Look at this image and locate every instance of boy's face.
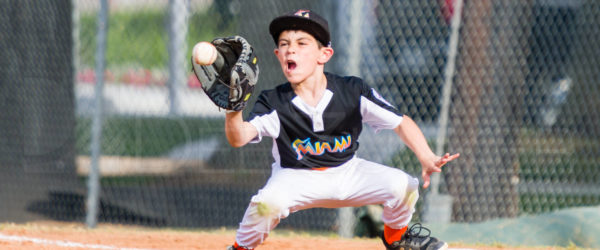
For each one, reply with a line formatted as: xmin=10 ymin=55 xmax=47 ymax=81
xmin=274 ymin=30 xmax=333 ymax=84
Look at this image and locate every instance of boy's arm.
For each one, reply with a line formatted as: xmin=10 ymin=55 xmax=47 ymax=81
xmin=394 ymin=116 xmax=460 ymax=188
xmin=225 ymin=111 xmax=259 ymax=148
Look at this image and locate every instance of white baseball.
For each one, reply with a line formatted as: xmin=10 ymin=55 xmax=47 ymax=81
xmin=193 ymin=42 xmax=218 ymax=66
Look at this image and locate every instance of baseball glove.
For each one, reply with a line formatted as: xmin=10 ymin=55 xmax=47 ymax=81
xmin=191 ymin=36 xmax=259 ymax=111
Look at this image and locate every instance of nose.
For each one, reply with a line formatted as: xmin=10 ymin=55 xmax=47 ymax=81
xmin=286 ymin=43 xmax=296 ymax=54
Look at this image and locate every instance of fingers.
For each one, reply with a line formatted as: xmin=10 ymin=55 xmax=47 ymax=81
xmin=422 ymin=173 xmax=430 ymax=189
xmin=445 ymin=153 xmax=460 ymax=161
xmin=436 ymin=152 xmax=460 ymax=167
xmin=423 ymin=153 xmax=460 ymax=188
xmin=422 ymin=167 xmax=440 ymax=189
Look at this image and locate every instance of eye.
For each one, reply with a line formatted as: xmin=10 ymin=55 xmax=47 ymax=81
xmin=278 ymin=42 xmax=288 ymax=47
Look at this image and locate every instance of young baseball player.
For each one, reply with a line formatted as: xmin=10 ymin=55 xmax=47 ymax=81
xmin=225 ymin=9 xmax=459 ymax=250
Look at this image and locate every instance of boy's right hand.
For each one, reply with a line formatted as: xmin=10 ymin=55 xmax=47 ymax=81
xmin=421 ymin=153 xmax=460 ymax=189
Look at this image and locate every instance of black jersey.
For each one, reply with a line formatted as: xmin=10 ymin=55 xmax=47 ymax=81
xmin=248 ymin=72 xmax=403 ymax=169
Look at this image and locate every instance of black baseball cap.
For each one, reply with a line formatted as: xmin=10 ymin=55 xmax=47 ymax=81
xmin=269 ymin=9 xmax=331 ymax=47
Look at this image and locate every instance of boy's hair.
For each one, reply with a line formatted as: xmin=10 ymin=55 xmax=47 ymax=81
xmin=269 ymin=9 xmax=331 ymax=48
xmin=275 ymin=29 xmax=326 ymax=49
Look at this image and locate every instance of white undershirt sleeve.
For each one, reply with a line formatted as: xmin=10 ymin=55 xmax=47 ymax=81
xmin=360 ymin=96 xmax=403 ymax=133
xmin=248 ymin=110 xmax=280 ymax=143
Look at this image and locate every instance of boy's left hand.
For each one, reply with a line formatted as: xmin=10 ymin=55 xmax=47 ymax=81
xmin=191 ymin=35 xmax=259 ymax=112
xmin=421 ymin=153 xmax=460 ymax=189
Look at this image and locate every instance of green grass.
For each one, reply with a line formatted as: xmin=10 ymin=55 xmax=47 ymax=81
xmin=78 ymin=5 xmax=237 ymax=69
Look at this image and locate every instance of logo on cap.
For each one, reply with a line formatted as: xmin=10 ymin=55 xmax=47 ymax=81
xmin=294 ymin=9 xmax=310 ymax=18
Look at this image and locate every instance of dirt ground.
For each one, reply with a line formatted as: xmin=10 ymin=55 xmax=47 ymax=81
xmin=0 ymin=221 xmax=568 ymax=250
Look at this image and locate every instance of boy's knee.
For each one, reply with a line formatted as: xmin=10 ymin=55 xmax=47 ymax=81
xmin=255 ymin=200 xmax=283 ymax=218
xmin=251 ymin=189 xmax=290 ymax=219
xmin=404 ymin=177 xmax=419 ymax=206
xmin=389 ymin=176 xmax=419 ymax=207
xmin=403 ymin=187 xmax=419 ymax=209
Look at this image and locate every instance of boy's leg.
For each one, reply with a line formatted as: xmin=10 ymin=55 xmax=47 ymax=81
xmin=338 ymin=158 xmax=447 ymax=250
xmin=233 ymin=166 xmax=344 ymax=248
xmin=233 ymin=176 xmax=291 ymax=248
xmin=233 ymin=157 xmax=420 ymax=249
xmin=233 ymin=199 xmax=284 ymax=249
xmin=333 ymin=157 xmax=419 ymax=228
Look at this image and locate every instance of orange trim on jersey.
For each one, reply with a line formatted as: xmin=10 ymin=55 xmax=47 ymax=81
xmin=311 ymin=167 xmax=330 ymax=171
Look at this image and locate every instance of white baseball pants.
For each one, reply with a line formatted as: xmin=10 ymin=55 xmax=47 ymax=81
xmin=234 ymin=156 xmax=420 ymax=248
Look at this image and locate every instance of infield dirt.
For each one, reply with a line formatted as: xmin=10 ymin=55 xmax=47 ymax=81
xmin=0 ymin=221 xmax=571 ymax=250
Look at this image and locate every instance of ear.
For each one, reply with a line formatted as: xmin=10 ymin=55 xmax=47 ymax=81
xmin=274 ymin=47 xmax=280 ymax=57
xmin=317 ymin=47 xmax=334 ymax=64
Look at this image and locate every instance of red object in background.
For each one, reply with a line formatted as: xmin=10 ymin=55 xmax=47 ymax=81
xmin=441 ymin=0 xmax=455 ymax=24
xmin=188 ymin=74 xmax=202 ymax=88
xmin=77 ymin=68 xmax=95 ymax=84
xmin=120 ymin=69 xmax=153 ymax=86
xmin=77 ymin=68 xmax=114 ymax=84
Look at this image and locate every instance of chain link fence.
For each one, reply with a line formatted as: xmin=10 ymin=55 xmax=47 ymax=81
xmin=1 ymin=0 xmax=599 ymax=237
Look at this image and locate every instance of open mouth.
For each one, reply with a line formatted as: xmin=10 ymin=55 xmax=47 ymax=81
xmin=287 ymin=60 xmax=297 ymax=71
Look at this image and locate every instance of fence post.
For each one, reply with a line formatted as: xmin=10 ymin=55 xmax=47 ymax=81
xmin=167 ymin=0 xmax=189 ymax=116
xmin=336 ymin=0 xmax=364 ymax=238
xmin=86 ymin=0 xmax=109 ymax=229
xmin=423 ymin=0 xmax=464 ymax=224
